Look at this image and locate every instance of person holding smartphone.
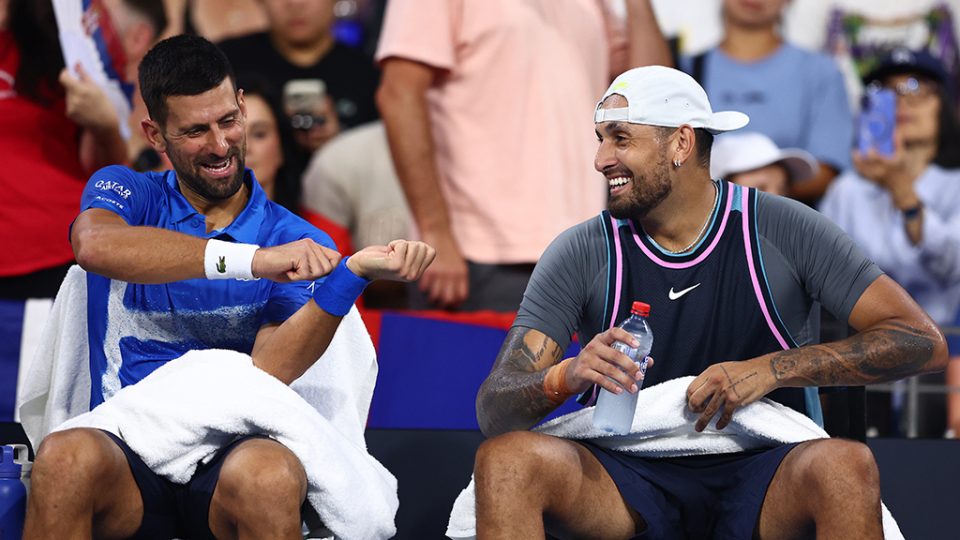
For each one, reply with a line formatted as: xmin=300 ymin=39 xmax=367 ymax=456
xmin=819 ymin=47 xmax=960 ymax=437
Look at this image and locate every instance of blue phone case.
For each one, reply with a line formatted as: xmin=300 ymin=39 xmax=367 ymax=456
xmin=858 ymin=88 xmax=896 ymax=156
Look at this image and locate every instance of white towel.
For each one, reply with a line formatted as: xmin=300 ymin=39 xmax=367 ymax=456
xmin=16 ymin=267 xmax=397 ymax=539
xmin=17 ymin=265 xmax=91 ymax=445
xmin=57 ymin=349 xmax=397 ymax=540
xmin=447 ymin=377 xmax=903 ymax=540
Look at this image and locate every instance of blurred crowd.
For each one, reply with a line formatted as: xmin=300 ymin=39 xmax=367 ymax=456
xmin=1 ymin=0 xmax=958 ymax=437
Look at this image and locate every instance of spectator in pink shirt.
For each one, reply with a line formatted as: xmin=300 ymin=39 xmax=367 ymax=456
xmin=376 ymin=0 xmax=670 ymax=311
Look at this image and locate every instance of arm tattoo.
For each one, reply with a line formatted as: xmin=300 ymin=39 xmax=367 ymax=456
xmin=476 ymin=327 xmax=565 ymax=436
xmin=770 ymin=321 xmax=936 ymax=387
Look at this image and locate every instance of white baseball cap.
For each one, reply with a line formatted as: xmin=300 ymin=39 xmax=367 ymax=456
xmin=710 ymin=132 xmax=817 ymax=182
xmin=594 ymin=66 xmax=750 ymax=133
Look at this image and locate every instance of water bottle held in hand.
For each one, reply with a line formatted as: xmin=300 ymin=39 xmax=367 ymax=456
xmin=593 ymin=301 xmax=654 ymax=434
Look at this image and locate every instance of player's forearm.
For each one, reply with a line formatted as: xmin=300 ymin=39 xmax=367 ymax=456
xmin=769 ymin=318 xmax=947 ymax=387
xmin=251 ymin=300 xmax=342 ymax=385
xmin=476 ymin=328 xmax=564 ymax=436
xmin=72 ymin=220 xmax=207 ymax=283
xmin=377 ymin=80 xmax=453 ymax=241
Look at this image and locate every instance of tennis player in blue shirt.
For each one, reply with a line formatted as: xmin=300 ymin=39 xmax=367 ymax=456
xmin=24 ymin=34 xmax=434 ymax=540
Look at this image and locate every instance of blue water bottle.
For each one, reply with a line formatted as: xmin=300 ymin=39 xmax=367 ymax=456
xmin=0 ymin=445 xmax=26 ymax=539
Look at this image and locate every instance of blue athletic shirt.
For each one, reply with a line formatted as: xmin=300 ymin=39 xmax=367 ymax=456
xmin=78 ymin=165 xmax=335 ymax=408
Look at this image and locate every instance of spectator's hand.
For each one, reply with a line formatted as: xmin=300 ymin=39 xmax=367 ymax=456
xmin=59 ymin=64 xmax=119 ymax=134
xmin=853 ymin=133 xmax=913 ymax=200
xmin=291 ymin=95 xmax=341 ymax=152
xmin=563 ymin=328 xmax=653 ymax=395
xmin=686 ymin=358 xmax=775 ymax=432
xmin=346 ymin=240 xmax=435 ymax=281
xmin=252 ymin=239 xmax=341 ymax=282
xmin=418 ymin=233 xmax=469 ymax=308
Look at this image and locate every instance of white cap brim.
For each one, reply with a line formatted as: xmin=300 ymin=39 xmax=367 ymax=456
xmin=704 ymin=111 xmax=750 ymax=133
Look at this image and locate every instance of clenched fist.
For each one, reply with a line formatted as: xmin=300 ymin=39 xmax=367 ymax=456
xmin=252 ymin=239 xmax=341 ymax=282
xmin=346 ymin=240 xmax=436 ymax=282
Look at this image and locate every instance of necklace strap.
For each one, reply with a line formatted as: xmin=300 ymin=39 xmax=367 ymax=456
xmin=666 ymin=182 xmax=719 ymax=254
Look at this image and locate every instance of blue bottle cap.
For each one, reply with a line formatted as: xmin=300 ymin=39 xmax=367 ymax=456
xmin=0 ymin=446 xmax=22 ymax=478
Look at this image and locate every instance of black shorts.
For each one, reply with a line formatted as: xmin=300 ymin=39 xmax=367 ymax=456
xmin=103 ymin=430 xmax=269 ymax=540
xmin=584 ymin=442 xmax=800 ymax=540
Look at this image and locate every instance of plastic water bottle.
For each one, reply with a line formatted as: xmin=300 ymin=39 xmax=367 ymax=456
xmin=0 ymin=445 xmax=26 ymax=539
xmin=593 ymin=301 xmax=654 ymax=434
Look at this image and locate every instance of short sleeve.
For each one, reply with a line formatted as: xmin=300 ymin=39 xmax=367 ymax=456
xmin=514 ymin=219 xmax=606 ymax=350
xmin=375 ymin=0 xmax=458 ymax=70
xmin=758 ymin=192 xmax=882 ymax=323
xmin=80 ymin=166 xmax=157 ymax=225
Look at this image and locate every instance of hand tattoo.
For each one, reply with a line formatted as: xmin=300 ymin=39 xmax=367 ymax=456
xmin=718 ymin=365 xmax=758 ymax=399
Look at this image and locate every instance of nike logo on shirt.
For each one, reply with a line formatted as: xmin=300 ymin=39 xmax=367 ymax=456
xmin=668 ymin=283 xmax=701 ymax=300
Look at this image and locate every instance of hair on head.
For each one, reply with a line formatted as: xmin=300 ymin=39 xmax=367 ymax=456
xmin=138 ymin=34 xmax=236 ymax=126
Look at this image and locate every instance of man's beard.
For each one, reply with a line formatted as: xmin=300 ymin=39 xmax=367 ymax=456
xmin=168 ymin=144 xmax=247 ymax=202
xmin=607 ymin=149 xmax=672 ymax=219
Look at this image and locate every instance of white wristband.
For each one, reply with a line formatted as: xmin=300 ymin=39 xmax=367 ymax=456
xmin=204 ymin=239 xmax=259 ymax=280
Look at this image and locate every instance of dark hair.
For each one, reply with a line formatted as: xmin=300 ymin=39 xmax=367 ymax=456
xmin=122 ymin=0 xmax=168 ymax=37
xmin=8 ymin=0 xmax=64 ymax=105
xmin=654 ymin=126 xmax=714 ymax=168
xmin=235 ymin=72 xmax=303 ymax=213
xmin=933 ymin=85 xmax=960 ymax=169
xmin=694 ymin=128 xmax=714 ymax=168
xmin=138 ymin=34 xmax=236 ymax=126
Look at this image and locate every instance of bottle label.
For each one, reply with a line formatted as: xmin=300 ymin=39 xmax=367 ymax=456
xmin=613 ymin=341 xmax=648 ymax=378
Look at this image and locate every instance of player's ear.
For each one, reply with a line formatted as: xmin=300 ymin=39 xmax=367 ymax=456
xmin=142 ymin=118 xmax=167 ymax=153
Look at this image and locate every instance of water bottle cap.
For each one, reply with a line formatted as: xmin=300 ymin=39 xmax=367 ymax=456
xmin=630 ymin=301 xmax=650 ymax=317
xmin=0 ymin=446 xmax=22 ymax=478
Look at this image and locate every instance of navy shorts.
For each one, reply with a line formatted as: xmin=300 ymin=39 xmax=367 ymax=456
xmin=104 ymin=430 xmax=269 ymax=540
xmin=584 ymin=442 xmax=800 ymax=540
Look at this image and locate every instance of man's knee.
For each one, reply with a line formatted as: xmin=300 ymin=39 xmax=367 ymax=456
xmin=33 ymin=429 xmax=121 ymax=491
xmin=217 ymin=439 xmax=307 ymax=511
xmin=474 ymin=431 xmax=563 ymax=494
xmin=796 ymin=439 xmax=880 ymax=502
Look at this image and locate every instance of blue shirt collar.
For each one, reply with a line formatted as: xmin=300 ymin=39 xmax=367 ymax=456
xmin=165 ymin=168 xmax=267 ymax=243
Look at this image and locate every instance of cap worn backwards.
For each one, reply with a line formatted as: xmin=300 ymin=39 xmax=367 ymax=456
xmin=594 ymin=65 xmax=750 ymax=134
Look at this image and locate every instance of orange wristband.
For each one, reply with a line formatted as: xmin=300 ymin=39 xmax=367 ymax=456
xmin=544 ymin=358 xmax=575 ymax=404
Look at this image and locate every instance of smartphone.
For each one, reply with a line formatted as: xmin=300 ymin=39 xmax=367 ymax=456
xmin=858 ymin=87 xmax=896 ymax=157
xmin=283 ymin=79 xmax=327 ymax=131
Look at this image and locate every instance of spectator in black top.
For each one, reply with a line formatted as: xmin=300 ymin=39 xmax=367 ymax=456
xmin=235 ymin=72 xmax=303 ymax=214
xmin=217 ymin=0 xmax=379 ymax=159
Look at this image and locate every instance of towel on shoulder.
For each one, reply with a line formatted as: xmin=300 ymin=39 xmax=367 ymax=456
xmin=17 ymin=266 xmax=396 ymax=540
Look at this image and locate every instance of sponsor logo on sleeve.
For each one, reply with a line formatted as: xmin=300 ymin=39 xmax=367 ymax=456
xmin=94 ymin=180 xmax=132 ymax=200
xmin=93 ymin=195 xmax=125 ymax=210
